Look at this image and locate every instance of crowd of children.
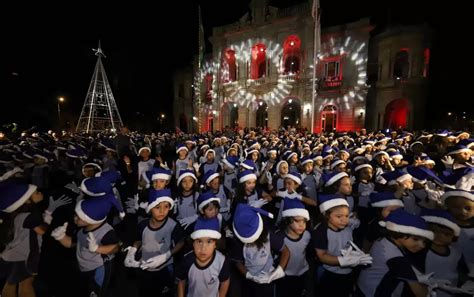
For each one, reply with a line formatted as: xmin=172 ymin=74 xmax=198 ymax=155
xmin=0 ymin=127 xmax=473 ymax=297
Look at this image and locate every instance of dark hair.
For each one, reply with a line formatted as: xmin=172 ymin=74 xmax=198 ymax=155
xmin=385 ymin=229 xmax=410 ymax=240
xmin=252 ymin=225 xmax=269 ymax=250
xmin=323 ymin=179 xmax=344 ymax=194
xmin=202 ymin=200 xmax=220 ymax=211
xmin=323 ymin=205 xmax=350 ymax=220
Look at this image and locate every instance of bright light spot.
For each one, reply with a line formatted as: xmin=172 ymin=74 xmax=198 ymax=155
xmin=448 ymin=112 xmax=452 ymax=116
xmin=290 ymin=41 xmax=294 ymax=46
xmin=212 ymin=110 xmax=217 ymax=115
xmin=259 ymin=101 xmax=263 ymax=106
xmin=233 ymin=103 xmax=237 ymax=108
xmin=193 ymin=116 xmax=198 ymax=121
xmin=288 ymin=99 xmax=293 ymax=104
xmin=357 ymin=80 xmax=365 ymax=85
xmin=349 ymin=91 xmax=355 ymax=97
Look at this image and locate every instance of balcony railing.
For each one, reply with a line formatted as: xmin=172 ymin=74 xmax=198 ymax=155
xmin=321 ymin=77 xmax=343 ymax=89
xmin=247 ymin=77 xmax=266 ymax=87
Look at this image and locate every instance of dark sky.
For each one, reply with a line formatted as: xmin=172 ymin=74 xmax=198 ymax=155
xmin=3 ymin=0 xmax=464 ymax=131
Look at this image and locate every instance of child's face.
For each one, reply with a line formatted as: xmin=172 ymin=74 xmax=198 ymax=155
xmin=400 ymin=178 xmax=414 ymax=191
xmin=181 ymin=176 xmax=195 ymax=192
xmin=303 ymin=162 xmax=313 ymax=173
xmin=338 ymin=177 xmax=352 ymax=195
xmin=30 ymin=191 xmax=44 ymax=204
xmin=106 ymin=150 xmax=114 ymax=157
xmin=206 ymin=152 xmax=215 ymax=162
xmin=400 ymin=235 xmax=427 ymax=253
xmin=314 ymin=159 xmax=323 ymax=167
xmin=327 ymin=206 xmax=350 ymax=229
xmin=151 ymin=202 xmax=171 ymax=221
xmin=193 ymin=238 xmax=217 ymax=264
xmin=375 ymin=154 xmax=387 ymax=165
xmin=455 ymin=152 xmax=471 ymax=162
xmin=268 ymin=152 xmax=277 ymax=160
xmin=335 ymin=163 xmax=347 ymax=172
xmin=288 ymin=216 xmax=307 ymax=235
xmin=381 ymin=205 xmax=403 ymax=218
xmin=284 ymin=178 xmax=298 ymax=193
xmin=208 ymin=177 xmax=220 ymax=191
xmin=279 ymin=163 xmax=289 ymax=175
xmin=244 ymin=179 xmax=256 ymax=193
xmin=140 ymin=150 xmax=150 ymax=159
xmin=429 ymin=224 xmax=455 ymax=247
xmin=153 ymin=179 xmax=169 ymax=190
xmin=360 ymin=167 xmax=373 ymax=181
xmin=446 ymin=197 xmax=474 ymax=223
xmin=391 ymin=157 xmax=402 ymax=166
xmin=82 ymin=167 xmax=96 ymax=178
xmin=290 ymin=154 xmax=298 ymax=164
xmin=178 ymin=150 xmax=187 ymax=159
xmin=74 ymin=215 xmax=88 ymax=227
xmin=33 ymin=157 xmax=46 ymax=165
xmin=228 ymin=149 xmax=237 ymax=157
xmin=251 ymin=152 xmax=259 ymax=161
xmin=202 ymin=202 xmax=219 ymax=219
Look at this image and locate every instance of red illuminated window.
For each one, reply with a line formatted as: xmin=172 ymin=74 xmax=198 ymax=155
xmin=251 ymin=44 xmax=267 ymax=79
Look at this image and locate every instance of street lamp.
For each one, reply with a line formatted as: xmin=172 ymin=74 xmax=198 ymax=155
xmin=58 ymin=97 xmax=65 ymax=126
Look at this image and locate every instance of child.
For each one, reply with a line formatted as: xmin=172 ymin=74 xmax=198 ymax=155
xmin=364 ymin=192 xmax=404 ymax=251
xmin=173 ymin=144 xmax=192 ymax=180
xmin=278 ymin=198 xmax=312 ymax=297
xmin=176 ymin=217 xmax=230 ymax=297
xmin=0 ymin=183 xmax=52 ymax=297
xmin=270 ymin=160 xmax=289 ymax=193
xmin=234 ymin=170 xmax=272 ymax=209
xmin=313 ymin=194 xmax=372 ymax=297
xmin=442 ymin=189 xmax=474 ymax=278
xmin=137 ymin=147 xmax=155 ymax=186
xmin=123 ymin=188 xmax=185 ymax=297
xmin=300 ymin=156 xmax=318 ymax=202
xmin=51 ymin=196 xmax=120 ymax=297
xmin=231 ymin=204 xmax=290 ymax=297
xmin=174 ymin=170 xmax=199 ymax=222
xmin=357 ymin=209 xmax=433 ymax=297
xmin=275 ymin=172 xmax=317 ymax=223
xmin=201 ymin=170 xmax=232 ymax=221
xmin=221 ymin=155 xmax=239 ymax=198
xmin=321 ymin=171 xmax=355 ymax=212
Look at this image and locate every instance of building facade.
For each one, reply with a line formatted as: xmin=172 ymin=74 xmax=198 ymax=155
xmin=173 ymin=1 xmax=431 ymax=133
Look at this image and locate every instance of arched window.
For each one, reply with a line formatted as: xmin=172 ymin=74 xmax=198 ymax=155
xmin=283 ymin=35 xmax=301 ymax=74
xmin=251 ymin=44 xmax=266 ymax=79
xmin=384 ymin=98 xmax=408 ymax=129
xmin=393 ymin=50 xmax=409 ymax=79
xmin=321 ymin=105 xmax=337 ymax=132
xmin=205 ymin=73 xmax=213 ymax=103
xmin=222 ymin=49 xmax=237 ymax=82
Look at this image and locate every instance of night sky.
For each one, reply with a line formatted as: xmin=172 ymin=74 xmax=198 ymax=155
xmin=3 ymin=0 xmax=465 ymax=132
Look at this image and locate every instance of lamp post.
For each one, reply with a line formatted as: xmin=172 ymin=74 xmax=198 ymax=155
xmin=58 ymin=97 xmax=65 ymax=127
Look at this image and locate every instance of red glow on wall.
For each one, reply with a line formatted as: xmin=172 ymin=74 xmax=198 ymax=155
xmin=423 ymin=48 xmax=430 ymax=77
xmin=223 ymin=49 xmax=237 ymax=82
xmin=251 ymin=44 xmax=266 ymax=79
xmin=283 ymin=35 xmax=301 ymax=74
xmin=384 ymin=98 xmax=408 ymax=129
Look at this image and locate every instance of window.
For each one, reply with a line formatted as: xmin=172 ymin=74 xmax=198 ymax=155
xmin=393 ymin=50 xmax=409 ymax=79
xmin=325 ymin=61 xmax=340 ymax=80
xmin=251 ymin=44 xmax=266 ymax=79
xmin=222 ymin=49 xmax=237 ymax=82
xmin=283 ymin=35 xmax=301 ymax=75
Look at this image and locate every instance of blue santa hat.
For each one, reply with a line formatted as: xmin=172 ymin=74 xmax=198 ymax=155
xmin=370 ymin=192 xmax=404 ymax=208
xmin=330 ymin=158 xmax=346 ymax=170
xmin=222 ymin=156 xmax=239 ymax=169
xmin=137 ymin=146 xmax=151 ymax=156
xmin=420 ymin=208 xmax=460 ymax=236
xmin=441 ymin=189 xmax=474 ymax=203
xmin=191 ymin=217 xmax=222 ymax=240
xmin=95 ymin=170 xmax=121 ymax=185
xmin=245 ymin=148 xmax=259 ymax=157
xmin=66 ymin=148 xmax=86 ymax=159
xmin=232 ymin=203 xmax=274 ymax=243
xmin=177 ymin=169 xmax=197 ymax=186
xmin=0 ymin=182 xmax=37 ymax=213
xmin=176 ymin=144 xmax=188 ymax=154
xmin=267 ymin=147 xmax=278 ymax=155
xmin=321 ymin=150 xmax=333 ymax=160
xmin=300 ymin=156 xmax=313 ymax=166
xmin=284 ymin=171 xmax=302 ymax=185
xmin=202 ymin=170 xmax=220 ymax=186
xmin=318 ymin=194 xmax=349 ymax=213
xmin=238 ymin=170 xmax=257 ymax=183
xmin=147 ymin=188 xmax=174 ymax=213
xmin=197 ymin=191 xmax=220 ymax=211
xmin=285 ymin=151 xmax=298 ymax=161
xmin=458 ymin=138 xmax=474 ymax=149
xmin=240 ymin=159 xmax=256 ymax=171
xmin=322 ymin=171 xmax=349 ymax=187
xmin=75 ymin=194 xmax=122 ymax=224
xmin=388 ymin=150 xmax=403 ymax=160
xmin=381 ymin=170 xmax=412 ymax=186
xmin=406 ymin=166 xmax=443 ymax=185
xmin=80 ymin=176 xmax=113 ymax=197
xmin=379 ymin=209 xmax=434 ymax=240
xmin=446 ymin=145 xmax=471 ymax=156
xmin=151 ymin=168 xmax=172 ymax=181
xmin=275 ymin=160 xmax=289 ymax=175
xmin=281 ymin=198 xmax=309 ymax=220
xmin=354 ymin=163 xmax=372 ymax=172
xmin=373 ymin=150 xmax=390 ymax=159
xmin=204 ymin=149 xmax=216 ymax=158
xmin=82 ymin=162 xmax=102 ymax=176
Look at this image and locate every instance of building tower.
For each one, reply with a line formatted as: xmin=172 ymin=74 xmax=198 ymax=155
xmin=76 ymin=41 xmax=123 ymax=133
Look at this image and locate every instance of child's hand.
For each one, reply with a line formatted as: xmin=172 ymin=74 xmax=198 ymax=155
xmin=140 ymin=251 xmax=171 ymax=270
xmin=123 ymin=246 xmax=141 ymax=268
xmin=179 ymin=214 xmax=198 ymax=229
xmin=51 ymin=222 xmax=68 ymax=240
xmin=87 ymin=233 xmax=99 ymax=253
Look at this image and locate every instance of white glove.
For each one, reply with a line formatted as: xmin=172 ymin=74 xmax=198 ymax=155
xmin=460 ymin=280 xmax=474 ymax=294
xmin=338 ymin=246 xmax=373 ymax=267
xmin=64 ymin=182 xmax=81 ymax=194
xmin=179 ymin=214 xmax=198 ymax=229
xmin=349 ymin=216 xmax=361 ymax=230
xmin=140 ymin=251 xmax=171 ymax=270
xmin=225 ymin=228 xmax=234 ymax=238
xmin=245 ymin=271 xmax=269 ymax=284
xmin=266 ymin=171 xmax=273 ymax=185
xmin=425 ymin=183 xmax=443 ymax=204
xmin=276 ymin=190 xmax=288 ymax=198
xmin=192 ymin=162 xmax=200 ymax=173
xmin=43 ymin=195 xmax=73 ymax=224
xmin=139 ymin=202 xmax=149 ymax=210
xmin=123 ymin=246 xmax=141 ymax=268
xmin=287 ymin=191 xmax=303 ymax=200
xmin=249 ymin=199 xmax=268 ymax=208
xmin=125 ymin=195 xmax=139 ymax=214
xmin=51 ymin=222 xmax=68 ymax=240
xmin=160 ymin=162 xmax=170 ymax=170
xmin=87 ymin=232 xmax=99 ymax=253
xmin=268 ymin=265 xmax=285 ymax=283
xmin=441 ymin=156 xmax=454 ymax=169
